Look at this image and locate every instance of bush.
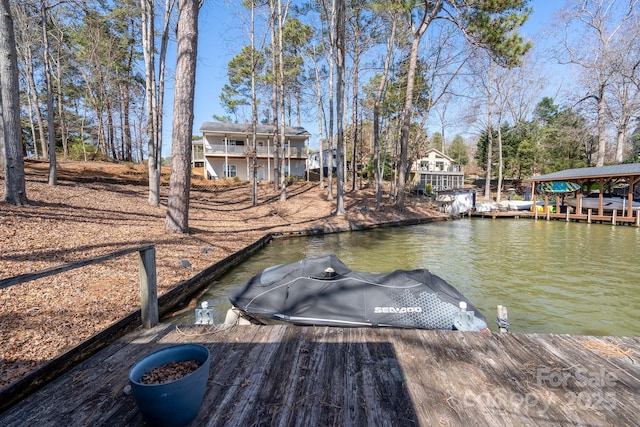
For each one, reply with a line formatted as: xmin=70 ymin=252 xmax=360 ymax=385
xmin=66 ymin=142 xmax=101 ymax=161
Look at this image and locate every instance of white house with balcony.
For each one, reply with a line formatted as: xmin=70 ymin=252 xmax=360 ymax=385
xmin=193 ymin=122 xmax=310 ymax=181
xmin=410 ymin=148 xmax=464 ymax=192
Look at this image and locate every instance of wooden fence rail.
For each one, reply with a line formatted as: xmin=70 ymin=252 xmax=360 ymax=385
xmin=0 ymin=244 xmax=159 ymax=328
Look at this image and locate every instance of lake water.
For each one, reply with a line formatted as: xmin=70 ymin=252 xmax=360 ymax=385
xmin=170 ymin=218 xmax=640 ymax=336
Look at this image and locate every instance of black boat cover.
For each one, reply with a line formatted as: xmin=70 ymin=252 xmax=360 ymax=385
xmin=228 ymin=254 xmax=488 ymax=331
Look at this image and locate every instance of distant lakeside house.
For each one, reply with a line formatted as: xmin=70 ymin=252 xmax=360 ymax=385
xmin=306 ymin=148 xmax=338 ymax=177
xmin=192 ymin=122 xmax=311 ymax=181
xmin=410 ymin=148 xmax=465 ymax=192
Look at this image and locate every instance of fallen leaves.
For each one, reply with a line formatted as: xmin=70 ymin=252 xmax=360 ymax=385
xmin=139 ymin=360 xmax=203 ymax=384
xmin=0 ymin=160 xmax=442 ymax=390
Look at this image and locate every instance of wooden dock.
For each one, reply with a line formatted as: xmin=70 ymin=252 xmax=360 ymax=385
xmin=1 ymin=324 xmax=639 ymax=426
xmin=470 ymin=209 xmax=640 ymax=226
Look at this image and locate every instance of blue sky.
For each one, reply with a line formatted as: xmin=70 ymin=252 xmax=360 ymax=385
xmin=162 ymin=1 xmax=563 ymax=157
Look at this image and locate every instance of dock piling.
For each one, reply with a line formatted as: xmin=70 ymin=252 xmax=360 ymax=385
xmin=496 ymin=305 xmax=509 ymax=333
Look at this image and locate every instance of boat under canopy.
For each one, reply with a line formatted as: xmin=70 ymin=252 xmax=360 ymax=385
xmin=228 ymin=254 xmax=488 ymax=331
xmin=565 ymin=196 xmax=640 ymax=212
xmin=537 ymin=181 xmax=581 ymax=193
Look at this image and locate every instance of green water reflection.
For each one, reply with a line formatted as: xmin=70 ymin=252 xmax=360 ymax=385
xmin=170 ymin=219 xmax=640 ymax=336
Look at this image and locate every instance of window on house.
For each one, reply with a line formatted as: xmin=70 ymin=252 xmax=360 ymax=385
xmin=226 ymin=140 xmax=245 ymax=146
xmin=224 ymin=164 xmax=237 ymax=178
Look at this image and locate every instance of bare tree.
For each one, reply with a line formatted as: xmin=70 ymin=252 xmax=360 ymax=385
xmin=249 ymin=0 xmax=259 ymax=206
xmin=13 ymin=2 xmax=47 ymax=160
xmin=268 ymin=0 xmax=280 ymax=191
xmin=555 ymin=0 xmax=638 ymax=166
xmin=395 ymin=3 xmax=436 ymax=210
xmin=347 ymin=1 xmax=377 ymax=192
xmin=334 ymin=0 xmax=346 ymax=214
xmin=40 ymin=0 xmax=57 ymax=185
xmin=393 ymin=0 xmax=531 ymax=210
xmin=305 ymin=41 xmax=326 ymax=189
xmin=604 ymin=13 xmax=640 ymax=162
xmin=165 ymin=0 xmax=200 ymax=233
xmin=277 ymin=0 xmax=290 ymax=201
xmin=319 ymin=0 xmax=336 ymax=201
xmin=141 ymin=0 xmax=158 ymax=204
xmin=372 ymin=5 xmax=398 ymax=209
xmin=142 ymin=0 xmax=175 ymax=206
xmin=1 ymin=0 xmax=29 ymax=205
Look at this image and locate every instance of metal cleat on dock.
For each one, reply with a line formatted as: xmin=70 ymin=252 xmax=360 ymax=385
xmin=195 ymin=301 xmax=214 ymax=325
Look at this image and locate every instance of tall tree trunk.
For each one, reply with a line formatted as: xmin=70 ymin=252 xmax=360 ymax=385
xmin=26 ymin=91 xmax=38 ymax=158
xmin=396 ymin=34 xmax=421 ymax=210
xmin=615 ymin=126 xmax=627 ymax=163
xmin=373 ymin=13 xmax=396 ymax=209
xmin=41 ymin=2 xmax=57 ymax=186
xmin=250 ymin=1 xmax=258 ymax=206
xmin=13 ymin=3 xmax=47 ymax=160
xmin=334 ymin=0 xmax=345 ymax=215
xmin=269 ymin=0 xmax=280 ymax=191
xmin=325 ymin=0 xmax=336 ymax=202
xmin=121 ymin=81 xmax=132 ymax=162
xmin=310 ymin=46 xmax=325 ymax=189
xmin=496 ymin=120 xmax=503 ymax=203
xmin=141 ymin=0 xmax=160 ymax=205
xmin=165 ymin=0 xmax=199 ymax=233
xmin=484 ymin=81 xmax=494 ymax=200
xmin=351 ymin=8 xmax=360 ymax=192
xmin=295 ymin=84 xmax=301 ymax=127
xmin=1 ymin=0 xmax=28 ymax=205
xmin=395 ymin=3 xmax=436 ymax=210
xmin=26 ymin=57 xmax=47 ymax=159
xmin=105 ymin=96 xmax=116 ymax=159
xmin=596 ymin=85 xmax=606 ymax=167
xmin=54 ymin=32 xmax=68 ymax=159
xmin=156 ymin=0 xmax=173 ymax=181
xmin=277 ymin=0 xmax=287 ymax=201
xmin=122 ymin=21 xmax=136 ymax=162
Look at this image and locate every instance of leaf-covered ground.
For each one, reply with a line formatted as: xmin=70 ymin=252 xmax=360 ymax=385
xmin=0 ymin=160 xmax=443 ymax=389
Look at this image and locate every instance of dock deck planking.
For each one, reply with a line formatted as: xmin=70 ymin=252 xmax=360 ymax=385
xmin=469 ymin=210 xmax=640 ymax=226
xmin=1 ymin=324 xmax=638 ymax=426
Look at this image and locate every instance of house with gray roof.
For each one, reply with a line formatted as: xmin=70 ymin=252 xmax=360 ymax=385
xmin=193 ymin=122 xmax=311 ymax=181
xmin=409 ymin=148 xmax=465 ymax=192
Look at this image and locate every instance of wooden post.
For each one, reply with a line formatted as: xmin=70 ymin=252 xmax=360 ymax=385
xmin=139 ymin=246 xmax=158 ymax=329
xmin=587 ymin=209 xmax=592 ymax=224
xmin=612 ymin=210 xmax=617 ymax=225
xmin=636 ymin=210 xmax=640 ymax=227
xmin=598 ymin=178 xmax=605 ymax=216
xmin=497 ymin=305 xmax=509 ymax=333
xmin=577 ymin=192 xmax=583 ymax=215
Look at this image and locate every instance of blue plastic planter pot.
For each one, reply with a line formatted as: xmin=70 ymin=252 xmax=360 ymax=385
xmin=129 ymin=344 xmax=211 ymax=427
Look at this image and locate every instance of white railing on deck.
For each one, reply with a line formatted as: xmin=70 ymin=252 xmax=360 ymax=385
xmin=204 ymin=144 xmax=307 ymax=158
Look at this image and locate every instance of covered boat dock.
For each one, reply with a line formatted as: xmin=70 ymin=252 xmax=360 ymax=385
xmin=523 ymin=163 xmax=640 ymax=225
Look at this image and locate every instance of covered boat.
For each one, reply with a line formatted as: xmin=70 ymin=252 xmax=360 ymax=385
xmin=564 ymin=196 xmax=640 ymax=212
xmin=227 ymin=254 xmax=488 ymax=331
